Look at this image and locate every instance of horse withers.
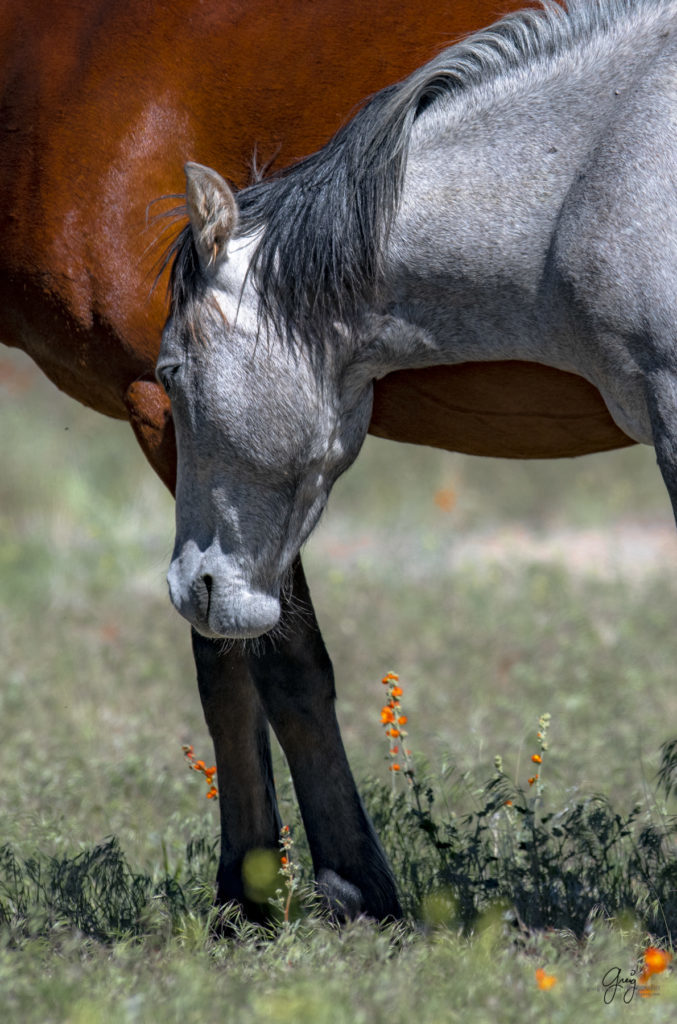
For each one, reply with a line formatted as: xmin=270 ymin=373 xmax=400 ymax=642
xmin=161 ymin=0 xmax=676 ymax=907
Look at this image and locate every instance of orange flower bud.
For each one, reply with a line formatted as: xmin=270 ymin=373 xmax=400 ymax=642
xmin=531 ymin=754 xmax=542 ymax=764
xmin=535 ymin=968 xmax=557 ymax=991
xmin=398 ymin=715 xmax=408 ymax=725
xmin=389 ymin=764 xmax=401 ymax=772
xmin=387 ymin=728 xmax=400 ymax=738
xmin=391 ymin=686 xmax=403 ymax=697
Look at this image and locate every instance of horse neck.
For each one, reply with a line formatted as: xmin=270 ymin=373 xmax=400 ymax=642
xmin=366 ymin=3 xmax=676 ymax=378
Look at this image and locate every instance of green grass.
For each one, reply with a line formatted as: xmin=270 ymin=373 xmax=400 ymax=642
xmin=6 ymin=914 xmax=672 ymax=1024
xmin=3 ymin=346 xmax=677 ymax=1020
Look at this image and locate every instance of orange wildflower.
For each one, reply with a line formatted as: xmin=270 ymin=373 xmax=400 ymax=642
xmin=531 ymin=754 xmax=542 ymax=764
xmin=434 ymin=488 xmax=456 ymax=512
xmin=639 ymin=947 xmax=671 ymax=984
xmin=535 ymin=968 xmax=557 ymax=991
xmin=183 ymin=745 xmax=218 ymax=799
xmin=380 ymin=670 xmax=416 ymax=790
xmin=645 ymin=947 xmax=671 ymax=973
xmin=528 ymin=775 xmax=538 ymax=785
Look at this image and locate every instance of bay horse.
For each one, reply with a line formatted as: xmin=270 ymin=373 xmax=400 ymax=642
xmin=1 ymin=0 xmax=633 ymax=922
xmin=161 ymin=0 xmax=676 ymax=915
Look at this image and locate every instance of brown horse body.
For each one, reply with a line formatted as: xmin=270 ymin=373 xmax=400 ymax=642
xmin=0 ymin=0 xmax=632 ymax=919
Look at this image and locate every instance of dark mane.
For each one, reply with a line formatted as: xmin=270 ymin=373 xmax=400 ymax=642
xmin=167 ymin=0 xmax=662 ymax=351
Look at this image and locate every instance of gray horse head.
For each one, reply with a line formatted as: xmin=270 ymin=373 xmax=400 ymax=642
xmin=162 ymin=0 xmax=677 ymax=637
xmin=158 ymin=164 xmax=374 ymax=638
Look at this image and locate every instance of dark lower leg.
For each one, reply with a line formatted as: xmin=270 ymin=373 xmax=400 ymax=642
xmin=247 ymin=560 xmax=401 ymax=920
xmin=191 ymin=629 xmax=281 ymax=919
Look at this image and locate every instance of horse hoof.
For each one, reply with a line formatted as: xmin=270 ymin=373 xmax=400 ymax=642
xmin=316 ymin=869 xmax=365 ymax=920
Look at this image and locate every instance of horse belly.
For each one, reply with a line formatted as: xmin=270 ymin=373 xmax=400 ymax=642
xmin=370 ymin=362 xmax=634 ymax=459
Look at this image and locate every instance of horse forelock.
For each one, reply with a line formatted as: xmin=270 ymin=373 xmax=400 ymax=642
xmin=163 ymin=0 xmax=667 ymax=359
xmin=156 ymin=218 xmax=221 ymax=348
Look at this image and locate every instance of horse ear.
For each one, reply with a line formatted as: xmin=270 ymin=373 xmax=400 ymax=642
xmin=184 ymin=162 xmax=238 ymax=270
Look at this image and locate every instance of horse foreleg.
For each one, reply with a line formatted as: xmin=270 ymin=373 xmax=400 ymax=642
xmin=645 ymin=372 xmax=677 ymax=527
xmin=246 ymin=558 xmax=402 ymax=921
xmin=191 ymin=629 xmax=281 ymax=920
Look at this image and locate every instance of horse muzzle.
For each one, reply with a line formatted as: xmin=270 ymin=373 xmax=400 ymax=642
xmin=166 ymin=548 xmax=281 ymax=639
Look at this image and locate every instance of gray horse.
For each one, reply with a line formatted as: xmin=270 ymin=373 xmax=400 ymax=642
xmin=160 ymin=0 xmax=676 ymax=912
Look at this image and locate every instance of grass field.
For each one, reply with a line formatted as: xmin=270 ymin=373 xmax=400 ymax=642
xmin=2 ymin=345 xmax=677 ymax=1021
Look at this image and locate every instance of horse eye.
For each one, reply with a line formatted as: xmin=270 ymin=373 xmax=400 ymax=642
xmin=157 ymin=364 xmax=181 ymax=395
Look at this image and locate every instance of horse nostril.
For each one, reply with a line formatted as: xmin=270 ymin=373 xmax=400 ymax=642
xmin=200 ymin=574 xmax=213 ymax=617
